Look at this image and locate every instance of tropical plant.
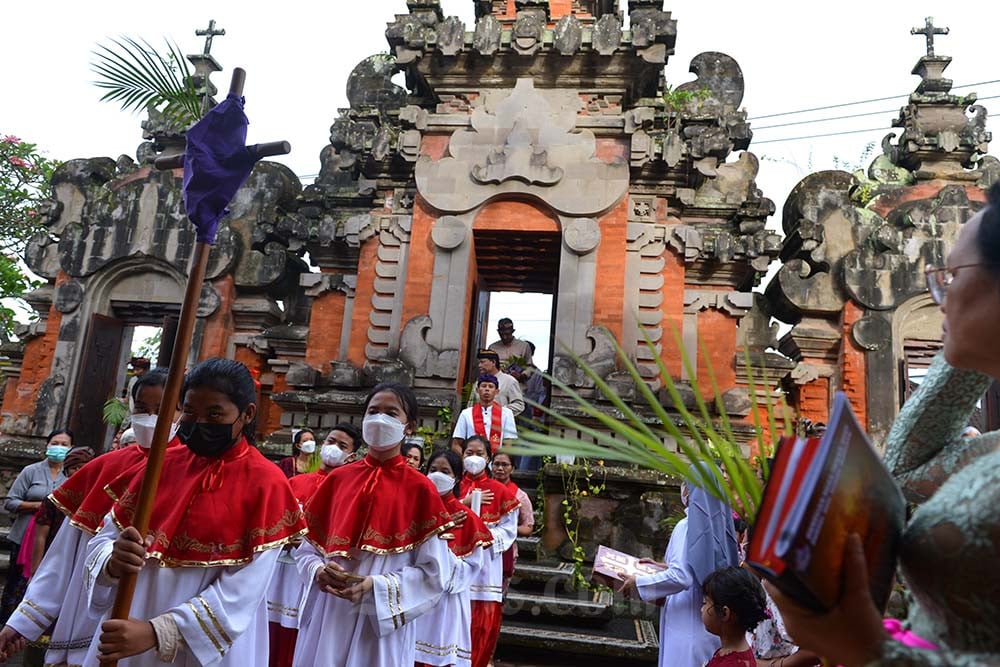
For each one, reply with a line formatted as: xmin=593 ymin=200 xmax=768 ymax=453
xmin=506 ymin=324 xmax=792 ymax=523
xmin=0 ymin=134 xmax=57 ymax=339
xmin=91 ymin=37 xmax=203 ymax=127
xmin=102 ymin=396 xmax=129 ymax=428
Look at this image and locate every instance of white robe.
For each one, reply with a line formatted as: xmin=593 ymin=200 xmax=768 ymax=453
xmin=469 ymin=509 xmax=517 ymax=604
xmin=291 ymin=535 xmax=453 ymax=667
xmin=413 ymin=545 xmax=487 ymax=666
xmin=267 ymin=545 xmax=307 ymax=629
xmin=7 ymin=523 xmax=97 ymax=667
xmin=83 ymin=515 xmax=280 ymax=666
xmin=635 ymin=517 xmax=719 ymax=667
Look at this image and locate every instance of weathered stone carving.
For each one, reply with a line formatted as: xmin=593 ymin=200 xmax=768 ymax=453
xmin=430 ymin=215 xmax=467 ymax=250
xmin=416 ymin=79 xmax=629 ymax=216
xmin=676 ymin=51 xmax=744 ymax=115
xmin=512 ymin=7 xmax=545 ymax=55
xmin=473 ymin=15 xmax=502 ymax=55
xmin=563 ymin=218 xmax=601 ymax=255
xmin=399 ymin=315 xmax=460 ymax=379
xmin=553 ymin=14 xmax=582 ymax=56
xmin=592 ymin=14 xmax=622 ymax=56
xmin=437 ymin=16 xmax=466 ymax=56
xmin=628 ymin=2 xmax=676 ymax=64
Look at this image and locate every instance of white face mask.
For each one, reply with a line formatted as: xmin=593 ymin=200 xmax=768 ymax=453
xmin=363 ymin=413 xmax=406 ymax=451
xmin=299 ymin=439 xmax=317 ymax=455
xmin=427 ymin=471 xmax=456 ymax=495
xmin=130 ymin=414 xmax=178 ymax=450
xmin=320 ymin=444 xmax=348 ymax=468
xmin=463 ymin=455 xmax=487 ymax=476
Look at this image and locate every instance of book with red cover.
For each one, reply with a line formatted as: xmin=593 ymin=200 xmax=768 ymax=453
xmin=746 ymin=392 xmax=906 ymax=612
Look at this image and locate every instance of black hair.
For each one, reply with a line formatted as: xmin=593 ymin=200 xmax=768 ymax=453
xmin=461 ymin=434 xmax=493 ymax=462
xmin=426 ymin=449 xmax=463 ymax=497
xmin=181 ymin=358 xmax=258 ymax=444
xmin=526 ymin=341 xmax=536 ymax=355
xmin=45 ymin=429 xmax=73 ymax=445
xmin=131 ymin=367 xmax=169 ymax=401
xmin=498 ymin=318 xmax=513 ymax=328
xmin=702 ymin=566 xmax=769 ymax=632
xmin=492 ymin=450 xmax=515 ymax=468
xmin=402 ymin=440 xmax=425 ymax=466
xmin=976 ymin=182 xmax=1000 ymax=272
xmin=330 ymin=422 xmax=362 ymax=452
xmin=291 ymin=428 xmax=316 ymax=455
xmin=733 ymin=516 xmax=748 ymax=535
xmin=363 ymin=382 xmax=419 ymax=426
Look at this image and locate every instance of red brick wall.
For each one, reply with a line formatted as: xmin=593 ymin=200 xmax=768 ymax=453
xmin=796 ymin=376 xmax=831 ymax=425
xmin=305 ymin=281 xmax=346 ymax=372
xmin=400 ymin=196 xmax=437 ymax=343
xmin=592 ymin=197 xmax=628 ymax=343
xmin=841 ymin=301 xmax=868 ymax=429
xmin=8 ymin=272 xmax=68 ymax=416
xmin=473 ymin=200 xmax=560 ymax=232
xmin=347 ymin=239 xmax=380 ymax=367
xmin=197 ymin=275 xmax=235 ymax=360
xmin=696 ymin=307 xmax=737 ymax=395
xmin=549 ymin=0 xmax=573 ymax=18
xmin=659 ymin=248 xmax=685 ymax=378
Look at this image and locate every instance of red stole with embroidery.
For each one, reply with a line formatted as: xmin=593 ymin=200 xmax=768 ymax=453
xmin=471 ymin=402 xmax=504 ymax=449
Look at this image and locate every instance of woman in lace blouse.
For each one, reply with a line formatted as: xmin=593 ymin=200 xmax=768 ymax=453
xmin=769 ymin=182 xmax=1000 ymax=665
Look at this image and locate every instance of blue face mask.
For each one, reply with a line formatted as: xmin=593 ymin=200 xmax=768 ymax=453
xmin=46 ymin=444 xmax=71 ymax=463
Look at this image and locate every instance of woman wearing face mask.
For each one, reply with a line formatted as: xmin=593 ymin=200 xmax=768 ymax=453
xmin=267 ymin=424 xmax=363 ymax=667
xmin=490 ymin=452 xmax=535 ymax=594
xmin=0 ymin=429 xmax=72 ymax=623
xmin=292 ymin=382 xmax=455 ymax=667
xmin=414 ymin=450 xmax=493 ymax=667
xmin=0 ymin=369 xmax=174 ymax=667
xmin=459 ymin=435 xmax=520 ymax=667
xmin=79 ymin=358 xmax=306 ymax=666
xmin=278 ymin=429 xmax=319 ymax=478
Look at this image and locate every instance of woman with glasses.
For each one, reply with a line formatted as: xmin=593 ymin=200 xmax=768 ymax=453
xmin=769 ymin=182 xmax=1000 ymax=665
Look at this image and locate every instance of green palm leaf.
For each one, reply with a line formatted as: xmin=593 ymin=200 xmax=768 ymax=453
xmin=91 ymin=37 xmax=202 ymax=127
xmin=506 ymin=327 xmax=788 ymax=521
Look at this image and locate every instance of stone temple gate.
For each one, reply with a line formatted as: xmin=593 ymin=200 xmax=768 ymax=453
xmin=0 ymin=2 xmax=996 ymax=661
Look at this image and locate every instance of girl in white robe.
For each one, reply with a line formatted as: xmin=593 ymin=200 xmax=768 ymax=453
xmin=291 ymin=382 xmax=455 ymax=667
xmin=414 ymin=450 xmax=494 ymax=666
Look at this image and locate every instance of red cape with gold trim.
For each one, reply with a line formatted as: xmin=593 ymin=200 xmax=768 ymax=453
xmin=49 ymin=442 xmax=177 ymax=535
xmin=288 ymin=468 xmax=329 ymax=504
xmin=460 ymin=472 xmax=520 ymax=526
xmin=303 ymin=454 xmax=452 ymax=558
xmin=106 ymin=437 xmax=306 ymax=567
xmin=440 ymin=493 xmax=493 ymax=559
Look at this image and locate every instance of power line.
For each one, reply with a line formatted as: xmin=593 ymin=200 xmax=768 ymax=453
xmin=748 ymin=79 xmax=1000 ymax=121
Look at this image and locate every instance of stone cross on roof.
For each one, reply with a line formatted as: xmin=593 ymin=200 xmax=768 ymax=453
xmin=910 ymin=17 xmax=948 ymax=57
xmin=196 ymin=19 xmax=226 ymax=56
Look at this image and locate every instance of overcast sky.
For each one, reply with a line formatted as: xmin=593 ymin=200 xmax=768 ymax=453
xmin=5 ymin=2 xmax=998 ymax=362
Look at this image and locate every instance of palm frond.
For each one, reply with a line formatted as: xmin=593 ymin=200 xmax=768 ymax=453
xmin=91 ymin=37 xmax=202 ymax=126
xmin=102 ymin=396 xmax=129 ymax=428
xmin=506 ymin=326 xmax=791 ymax=521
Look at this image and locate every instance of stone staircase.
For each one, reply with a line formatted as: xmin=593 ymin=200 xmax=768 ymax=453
xmin=495 ymin=472 xmax=660 ymax=666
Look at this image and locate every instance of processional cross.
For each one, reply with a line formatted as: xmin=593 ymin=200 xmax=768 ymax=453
xmin=196 ymin=19 xmax=225 ymax=56
xmin=910 ymin=17 xmax=949 ymax=57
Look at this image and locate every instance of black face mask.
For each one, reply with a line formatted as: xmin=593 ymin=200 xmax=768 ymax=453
xmin=177 ymin=420 xmax=239 ymax=458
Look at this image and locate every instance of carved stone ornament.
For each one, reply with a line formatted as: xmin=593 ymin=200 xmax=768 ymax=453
xmin=53 ymin=280 xmax=84 ymax=314
xmin=553 ymin=14 xmax=582 ymax=56
xmin=473 ymin=14 xmax=502 ymax=55
xmin=197 ymin=283 xmax=221 ymax=318
xmin=852 ymin=315 xmax=891 ymax=351
xmin=430 ymin=215 xmax=467 ymax=250
xmin=512 ymin=9 xmax=545 ymax=55
xmin=415 ymin=79 xmax=629 ymax=217
xmin=437 ymin=16 xmax=465 ymax=56
xmin=562 ymin=217 xmax=601 ymax=255
xmin=591 ymin=14 xmax=622 ymax=56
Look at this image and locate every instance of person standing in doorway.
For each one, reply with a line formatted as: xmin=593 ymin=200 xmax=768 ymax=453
xmin=488 ymin=318 xmax=534 ymax=381
xmin=452 ymin=375 xmax=518 ymax=454
xmin=472 ymin=349 xmax=524 ymax=417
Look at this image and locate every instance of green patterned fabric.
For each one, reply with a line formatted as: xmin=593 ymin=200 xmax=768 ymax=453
xmin=874 ymin=353 xmax=1000 ymax=664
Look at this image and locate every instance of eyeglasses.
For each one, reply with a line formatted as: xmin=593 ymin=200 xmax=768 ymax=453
xmin=925 ymin=263 xmax=988 ymax=304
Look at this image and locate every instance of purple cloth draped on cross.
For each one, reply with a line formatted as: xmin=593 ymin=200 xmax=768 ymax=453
xmin=182 ymin=93 xmax=257 ymax=245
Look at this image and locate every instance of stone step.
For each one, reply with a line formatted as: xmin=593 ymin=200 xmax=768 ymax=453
xmin=511 ymin=561 xmax=574 ymax=586
xmin=503 ymin=588 xmax=614 ymax=624
xmin=515 ymin=535 xmax=541 ymax=560
xmin=497 ymin=616 xmax=658 ymax=665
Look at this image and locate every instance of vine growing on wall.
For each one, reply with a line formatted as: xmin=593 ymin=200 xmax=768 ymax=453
xmin=559 ymin=458 xmax=607 ymax=590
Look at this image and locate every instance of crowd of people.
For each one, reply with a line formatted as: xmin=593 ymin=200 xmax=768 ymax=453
xmin=1 ymin=180 xmax=999 ymax=666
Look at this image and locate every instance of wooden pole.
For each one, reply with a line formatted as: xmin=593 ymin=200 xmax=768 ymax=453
xmin=104 ymin=67 xmax=251 ymax=666
xmin=106 ymin=243 xmax=210 ymax=624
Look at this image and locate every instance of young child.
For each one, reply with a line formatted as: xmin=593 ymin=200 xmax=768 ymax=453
xmin=701 ymin=566 xmax=770 ymax=667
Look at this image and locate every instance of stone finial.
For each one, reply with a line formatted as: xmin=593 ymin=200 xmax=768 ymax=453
xmin=910 ymin=17 xmax=948 ymax=57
